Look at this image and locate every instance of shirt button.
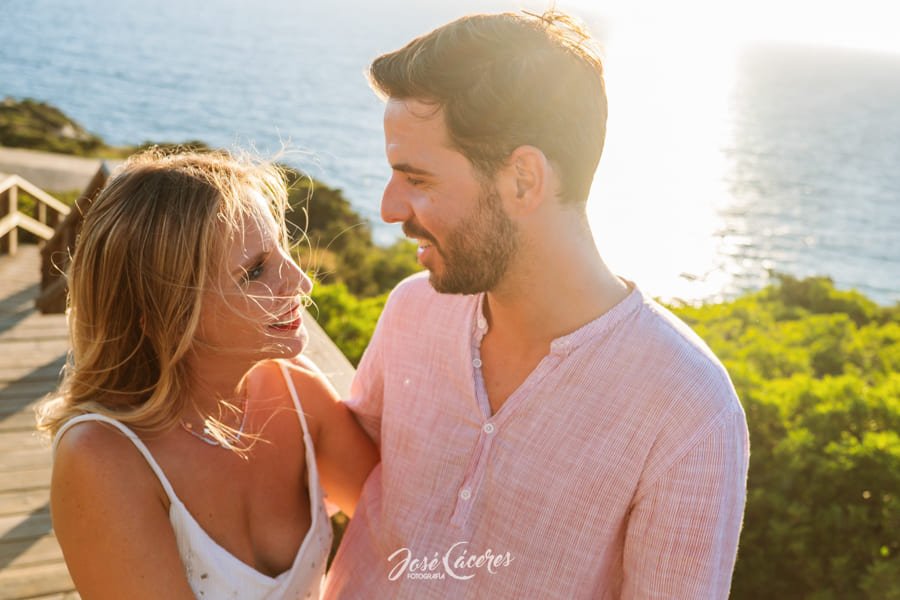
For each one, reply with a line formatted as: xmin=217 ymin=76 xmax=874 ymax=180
xmin=483 ymin=423 xmax=495 ymax=434
xmin=477 ymin=317 xmax=487 ymax=329
xmin=472 ymin=358 xmax=483 ymax=368
xmin=459 ymin=489 xmax=472 ymax=500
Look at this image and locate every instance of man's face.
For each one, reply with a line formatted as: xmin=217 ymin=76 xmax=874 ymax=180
xmin=381 ymin=98 xmax=519 ymax=294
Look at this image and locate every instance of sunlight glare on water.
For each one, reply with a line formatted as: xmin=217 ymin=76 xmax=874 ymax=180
xmin=588 ymin=19 xmax=740 ymax=303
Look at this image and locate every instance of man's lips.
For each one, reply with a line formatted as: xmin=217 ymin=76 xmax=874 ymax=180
xmin=416 ymin=240 xmax=433 ymax=257
xmin=403 ymin=223 xmax=436 ymax=244
xmin=402 ymin=222 xmax=438 ymax=256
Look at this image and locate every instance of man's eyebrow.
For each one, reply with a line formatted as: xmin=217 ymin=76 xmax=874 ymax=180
xmin=392 ymin=163 xmax=435 ymax=177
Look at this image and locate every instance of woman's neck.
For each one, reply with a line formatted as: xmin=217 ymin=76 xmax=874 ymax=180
xmin=181 ymin=352 xmax=254 ymax=420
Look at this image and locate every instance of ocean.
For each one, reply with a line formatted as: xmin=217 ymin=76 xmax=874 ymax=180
xmin=2 ymin=0 xmax=898 ymax=304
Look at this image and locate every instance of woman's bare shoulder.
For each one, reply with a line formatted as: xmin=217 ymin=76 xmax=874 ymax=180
xmin=248 ymin=358 xmax=339 ymax=441
xmin=282 ymin=357 xmax=341 ymax=411
xmin=252 ymin=358 xmax=337 ymax=406
xmin=51 ymin=419 xmax=194 ymax=599
xmin=52 ymin=418 xmax=168 ymax=507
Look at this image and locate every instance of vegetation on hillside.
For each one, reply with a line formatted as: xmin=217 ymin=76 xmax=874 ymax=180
xmin=671 ymin=276 xmax=900 ymax=598
xmin=0 ymin=97 xmax=105 ymax=155
xmin=0 ymin=96 xmax=210 ymax=158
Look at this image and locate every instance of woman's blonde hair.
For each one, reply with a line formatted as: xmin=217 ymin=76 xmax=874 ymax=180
xmin=36 ymin=149 xmax=291 ymax=438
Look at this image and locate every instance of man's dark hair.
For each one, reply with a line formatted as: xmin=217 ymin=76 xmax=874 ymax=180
xmin=369 ymin=10 xmax=607 ymax=204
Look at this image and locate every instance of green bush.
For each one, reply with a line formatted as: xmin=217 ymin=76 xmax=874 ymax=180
xmin=0 ymin=97 xmax=104 ymax=155
xmin=672 ymin=277 xmax=900 ymax=598
xmin=308 ymin=280 xmax=387 ymax=366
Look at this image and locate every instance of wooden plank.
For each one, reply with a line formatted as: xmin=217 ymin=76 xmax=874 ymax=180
xmin=0 ymin=468 xmax=50 ymax=494
xmin=0 ymin=509 xmax=52 ymax=543
xmin=0 ymin=212 xmax=18 ymax=238
xmin=0 ymin=342 xmax=70 ymax=358
xmin=25 ymin=593 xmax=80 ymax=600
xmin=0 ymin=449 xmax=52 ymax=472
xmin=0 ymin=363 xmax=66 ymax=385
xmin=0 ymin=353 xmax=68 ymax=371
xmin=0 ymin=324 xmax=67 ymax=337
xmin=0 ymin=380 xmax=61 ymax=400
xmin=6 ymin=176 xmax=72 ymax=217
xmin=14 ymin=214 xmax=55 ymax=242
xmin=0 ymin=397 xmax=40 ymax=420
xmin=0 ymin=560 xmax=75 ymax=600
xmin=0 ymin=403 xmax=52 ymax=423
xmin=0 ymin=533 xmax=62 ymax=569
xmin=0 ymin=490 xmax=52 ymax=518
xmin=0 ymin=311 xmax=66 ymax=325
xmin=0 ymin=411 xmax=44 ymax=432
xmin=0 ymin=432 xmax=49 ymax=454
xmin=0 ymin=317 xmax=69 ymax=330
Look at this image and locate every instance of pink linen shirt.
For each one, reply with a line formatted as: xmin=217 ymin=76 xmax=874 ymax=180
xmin=324 ymin=273 xmax=749 ymax=599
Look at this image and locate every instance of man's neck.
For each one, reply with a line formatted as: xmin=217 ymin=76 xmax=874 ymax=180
xmin=483 ymin=227 xmax=629 ymax=348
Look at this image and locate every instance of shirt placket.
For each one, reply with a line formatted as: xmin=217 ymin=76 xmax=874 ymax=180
xmin=449 ymin=296 xmax=575 ymax=527
xmin=449 ymin=417 xmax=497 ymax=527
xmin=450 ymin=303 xmax=494 ymax=527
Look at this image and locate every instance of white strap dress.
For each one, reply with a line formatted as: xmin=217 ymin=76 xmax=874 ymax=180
xmin=53 ymin=362 xmax=332 ymax=599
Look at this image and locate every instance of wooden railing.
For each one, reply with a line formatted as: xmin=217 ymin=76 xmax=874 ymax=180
xmin=35 ymin=163 xmax=111 ymax=314
xmin=0 ymin=175 xmax=71 ymax=256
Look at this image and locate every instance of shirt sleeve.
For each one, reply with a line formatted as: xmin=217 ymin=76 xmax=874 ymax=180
xmin=344 ymin=316 xmax=385 ymax=448
xmin=621 ymin=408 xmax=750 ymax=599
xmin=344 ymin=277 xmax=416 ymax=449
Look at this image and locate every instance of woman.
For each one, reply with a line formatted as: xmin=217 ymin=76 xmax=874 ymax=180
xmin=36 ymin=149 xmax=378 ymax=599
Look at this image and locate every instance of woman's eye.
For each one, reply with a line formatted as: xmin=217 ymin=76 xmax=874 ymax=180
xmin=243 ymin=263 xmax=265 ymax=282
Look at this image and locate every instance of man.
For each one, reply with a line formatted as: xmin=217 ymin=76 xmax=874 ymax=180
xmin=324 ymin=10 xmax=749 ymax=599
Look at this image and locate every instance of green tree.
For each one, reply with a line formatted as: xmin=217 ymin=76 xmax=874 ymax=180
xmin=672 ymin=277 xmax=900 ymax=598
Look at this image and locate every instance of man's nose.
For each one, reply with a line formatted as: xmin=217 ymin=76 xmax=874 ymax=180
xmin=381 ymin=177 xmax=413 ymax=224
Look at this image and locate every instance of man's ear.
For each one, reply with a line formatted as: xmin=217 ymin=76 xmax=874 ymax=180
xmin=503 ymin=145 xmax=549 ymax=215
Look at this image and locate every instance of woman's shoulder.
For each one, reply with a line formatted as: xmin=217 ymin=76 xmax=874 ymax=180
xmin=50 ymin=417 xmax=194 ymax=600
xmin=252 ymin=358 xmax=337 ymax=403
xmin=55 ymin=416 xmax=137 ymax=462
xmin=53 ymin=417 xmax=169 ymax=506
xmin=249 ymin=358 xmax=340 ymax=441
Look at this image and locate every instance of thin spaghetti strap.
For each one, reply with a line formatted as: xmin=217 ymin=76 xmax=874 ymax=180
xmin=279 ymin=361 xmax=313 ymax=442
xmin=53 ymin=413 xmax=179 ymax=502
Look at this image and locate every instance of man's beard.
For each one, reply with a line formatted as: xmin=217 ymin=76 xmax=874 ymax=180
xmin=404 ymin=184 xmax=519 ymax=295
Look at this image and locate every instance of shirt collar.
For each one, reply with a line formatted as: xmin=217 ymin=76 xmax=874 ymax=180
xmin=472 ymin=279 xmax=645 ymax=357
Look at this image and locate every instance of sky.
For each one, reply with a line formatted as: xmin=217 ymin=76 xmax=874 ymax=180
xmin=545 ymin=0 xmax=900 ymax=55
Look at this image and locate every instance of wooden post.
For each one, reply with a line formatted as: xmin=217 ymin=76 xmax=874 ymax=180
xmin=37 ymin=196 xmax=47 ymax=227
xmin=0 ymin=188 xmax=6 ymax=255
xmin=3 ymin=185 xmax=18 ymax=256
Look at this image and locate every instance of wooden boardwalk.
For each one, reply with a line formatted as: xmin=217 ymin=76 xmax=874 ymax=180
xmin=0 ymin=245 xmax=354 ymax=599
xmin=0 ymin=245 xmax=74 ymax=600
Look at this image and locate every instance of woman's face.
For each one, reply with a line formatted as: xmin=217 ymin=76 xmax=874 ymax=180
xmin=195 ymin=190 xmax=312 ymax=363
